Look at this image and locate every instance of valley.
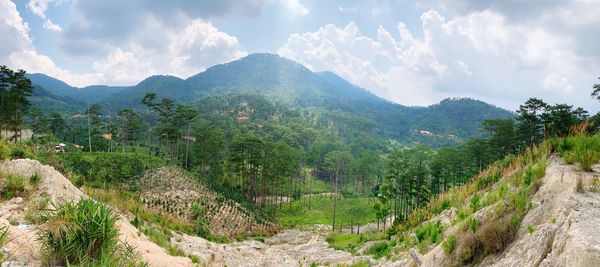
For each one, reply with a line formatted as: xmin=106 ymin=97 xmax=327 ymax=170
xmin=1 ymin=54 xmax=600 ymax=267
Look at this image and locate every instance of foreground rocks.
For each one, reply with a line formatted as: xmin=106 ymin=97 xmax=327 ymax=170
xmin=173 ymin=228 xmax=377 ymax=267
xmin=0 ymin=159 xmax=192 ymax=267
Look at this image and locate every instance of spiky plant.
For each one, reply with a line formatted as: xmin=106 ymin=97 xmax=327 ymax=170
xmin=37 ymin=199 xmax=144 ymax=266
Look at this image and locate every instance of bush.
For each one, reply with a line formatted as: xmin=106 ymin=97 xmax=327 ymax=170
xmin=442 ymin=235 xmax=457 ymax=255
xmin=10 ymin=147 xmax=25 ymax=159
xmin=455 ymin=232 xmax=481 ymax=264
xmin=0 ymin=140 xmax=10 ymax=160
xmin=478 ymin=215 xmax=517 ymax=254
xmin=38 ymin=199 xmax=144 ymax=266
xmin=366 ymin=241 xmax=390 ymax=259
xmin=1 ymin=174 xmax=25 ymax=199
xmin=576 ymin=149 xmax=598 ymax=172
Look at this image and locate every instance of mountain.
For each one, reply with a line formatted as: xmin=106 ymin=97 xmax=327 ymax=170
xmin=29 ymin=85 xmax=84 ymax=114
xmin=28 ymin=53 xmax=514 ymax=146
xmin=27 ymin=73 xmax=129 ymax=104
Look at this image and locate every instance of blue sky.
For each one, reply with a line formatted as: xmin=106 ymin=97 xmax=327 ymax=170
xmin=2 ymin=0 xmax=600 ymax=112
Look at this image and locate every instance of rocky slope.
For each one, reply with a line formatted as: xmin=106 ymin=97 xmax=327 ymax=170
xmin=0 ymin=159 xmax=192 ymax=266
xmin=410 ymin=157 xmax=600 ymax=267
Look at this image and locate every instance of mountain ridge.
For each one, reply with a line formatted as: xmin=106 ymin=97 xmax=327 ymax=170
xmin=27 ymin=53 xmax=514 ymax=145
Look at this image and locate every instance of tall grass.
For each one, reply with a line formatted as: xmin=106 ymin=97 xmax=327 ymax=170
xmin=552 ymin=134 xmax=600 ymax=171
xmin=38 ymin=199 xmax=145 ymax=266
xmin=0 ymin=226 xmax=8 ymax=263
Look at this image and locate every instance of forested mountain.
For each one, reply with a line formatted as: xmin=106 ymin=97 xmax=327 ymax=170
xmin=27 ymin=73 xmax=128 ymax=103
xmin=28 ymin=53 xmax=514 ymax=146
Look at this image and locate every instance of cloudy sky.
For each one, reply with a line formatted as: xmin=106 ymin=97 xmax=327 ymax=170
xmin=1 ymin=0 xmax=600 ymax=112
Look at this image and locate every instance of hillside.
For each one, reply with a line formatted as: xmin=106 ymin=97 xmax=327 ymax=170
xmin=28 ymin=53 xmax=514 ymax=146
xmin=27 ymin=73 xmax=128 ymax=104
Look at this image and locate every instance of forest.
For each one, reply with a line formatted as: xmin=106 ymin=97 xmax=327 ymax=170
xmin=2 ymin=65 xmax=599 ymax=235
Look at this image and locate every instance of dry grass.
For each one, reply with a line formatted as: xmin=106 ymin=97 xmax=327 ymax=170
xmin=478 ymin=215 xmax=517 ymax=254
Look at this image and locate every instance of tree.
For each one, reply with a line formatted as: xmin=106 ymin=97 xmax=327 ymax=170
xmin=516 ymin=98 xmax=548 ymax=146
xmin=85 ymin=104 xmax=104 ymax=152
xmin=0 ymin=68 xmax=33 ymax=142
xmin=116 ymin=109 xmax=142 ymax=152
xmin=29 ymin=107 xmax=49 ymax=139
xmin=324 ymin=150 xmax=353 ymax=231
xmin=48 ymin=112 xmax=66 ymax=140
xmin=591 ymin=77 xmax=600 ymax=101
xmin=0 ymin=66 xmax=13 ymax=133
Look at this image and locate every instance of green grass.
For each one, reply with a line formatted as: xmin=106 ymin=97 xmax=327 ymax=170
xmin=1 ymin=174 xmax=26 ymax=199
xmin=271 ymin=195 xmax=378 ymax=227
xmin=366 ymin=241 xmax=391 ymax=259
xmin=326 ymin=232 xmax=384 ymax=253
xmin=0 ymin=226 xmax=8 ymax=263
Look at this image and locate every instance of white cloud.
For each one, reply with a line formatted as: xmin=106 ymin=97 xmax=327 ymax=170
xmin=2 ymin=0 xmax=247 ymax=87
xmin=279 ymin=8 xmax=598 ymax=110
xmin=1 ymin=0 xmax=97 ymax=86
xmin=280 ymin=0 xmax=309 ymax=17
xmin=42 ymin=19 xmax=61 ymax=32
xmin=544 ymin=73 xmax=574 ymax=93
xmin=27 ymin=0 xmax=63 ymax=32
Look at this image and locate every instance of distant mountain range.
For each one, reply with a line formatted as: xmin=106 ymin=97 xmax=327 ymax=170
xmin=27 ymin=53 xmax=514 ymax=145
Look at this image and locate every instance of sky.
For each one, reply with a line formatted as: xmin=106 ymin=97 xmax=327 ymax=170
xmin=1 ymin=0 xmax=600 ymax=112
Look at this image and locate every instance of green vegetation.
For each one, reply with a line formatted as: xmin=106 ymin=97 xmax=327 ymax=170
xmin=37 ymin=199 xmax=145 ymax=266
xmin=1 ymin=174 xmax=26 ymax=199
xmin=57 ymin=152 xmax=164 ymax=186
xmin=552 ymin=134 xmax=600 ymax=171
xmin=366 ymin=241 xmax=391 ymax=259
xmin=326 ymin=232 xmax=384 ymax=253
xmin=442 ymin=235 xmax=457 ymax=254
xmin=0 ymin=226 xmax=8 ymax=263
xmin=273 ymin=195 xmax=377 ymax=227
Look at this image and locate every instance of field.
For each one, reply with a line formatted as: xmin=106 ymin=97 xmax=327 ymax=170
xmin=272 ymin=195 xmax=378 ymax=227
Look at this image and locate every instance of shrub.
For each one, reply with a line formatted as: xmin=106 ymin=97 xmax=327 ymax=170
xmin=478 ymin=215 xmax=517 ymax=254
xmin=576 ymin=149 xmax=598 ymax=172
xmin=37 ymin=199 xmax=143 ymax=266
xmin=442 ymin=235 xmax=457 ymax=255
xmin=10 ymin=147 xmax=25 ymax=159
xmin=455 ymin=232 xmax=481 ymax=264
xmin=73 ymin=174 xmax=85 ymax=188
xmin=1 ymin=174 xmax=25 ymax=199
xmin=366 ymin=241 xmax=390 ymax=259
xmin=527 ymin=225 xmax=535 ymax=234
xmin=29 ymin=173 xmax=41 ymax=187
xmin=0 ymin=140 xmax=10 ymax=160
xmin=563 ymin=151 xmax=576 ymax=164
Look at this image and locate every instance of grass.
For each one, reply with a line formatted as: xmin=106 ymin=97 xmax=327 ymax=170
xmin=271 ymin=195 xmax=377 ymax=227
xmin=366 ymin=241 xmax=390 ymax=259
xmin=37 ymin=199 xmax=145 ymax=266
xmin=29 ymin=173 xmax=41 ymax=186
xmin=553 ymin=134 xmax=600 ymax=171
xmin=442 ymin=235 xmax=457 ymax=254
xmin=0 ymin=226 xmax=8 ymax=263
xmin=1 ymin=174 xmax=26 ymax=199
xmin=326 ymin=232 xmax=384 ymax=253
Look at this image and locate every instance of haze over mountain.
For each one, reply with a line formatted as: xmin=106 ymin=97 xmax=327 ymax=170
xmin=28 ymin=53 xmax=513 ymax=146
